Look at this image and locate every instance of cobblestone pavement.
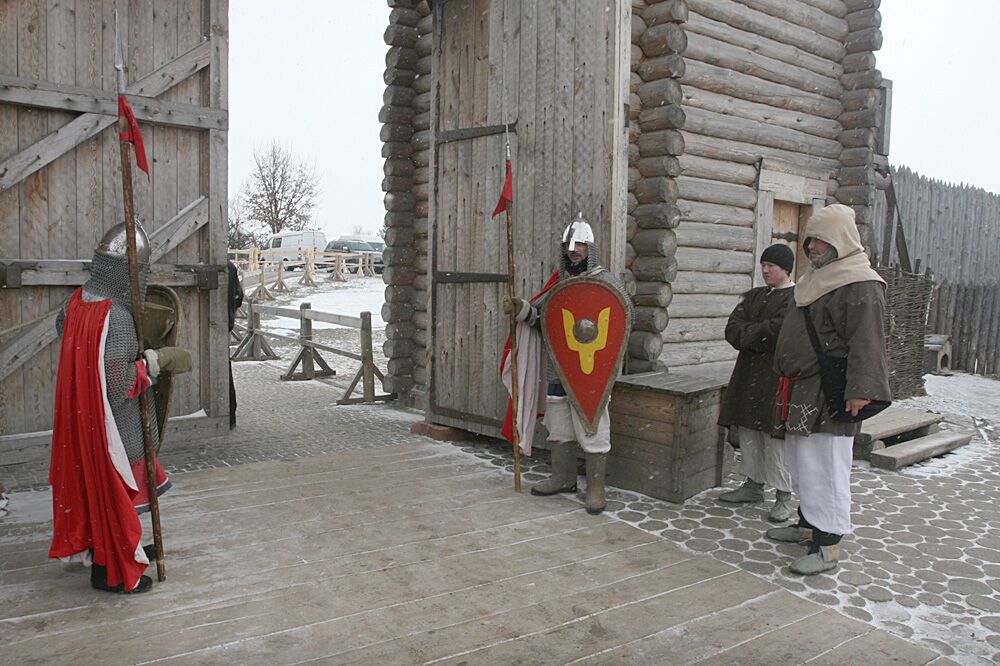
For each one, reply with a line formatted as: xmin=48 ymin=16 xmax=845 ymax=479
xmin=2 ymin=361 xmax=420 ymax=491
xmin=5 ymin=361 xmax=999 ymax=663
xmin=466 ymin=373 xmax=1000 ymax=666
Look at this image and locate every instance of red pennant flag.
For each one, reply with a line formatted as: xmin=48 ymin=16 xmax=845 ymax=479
xmin=118 ymin=95 xmax=150 ymax=178
xmin=492 ymin=159 xmax=513 ymax=217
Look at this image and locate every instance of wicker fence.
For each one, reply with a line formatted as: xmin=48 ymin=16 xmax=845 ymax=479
xmin=878 ymin=267 xmax=934 ymax=398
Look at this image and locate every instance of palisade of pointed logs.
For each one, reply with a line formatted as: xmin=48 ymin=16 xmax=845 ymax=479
xmin=628 ymin=0 xmax=688 ymax=373
xmin=380 ymin=0 xmax=431 ymax=401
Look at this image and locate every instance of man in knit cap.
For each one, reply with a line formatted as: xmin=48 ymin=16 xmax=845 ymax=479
xmin=718 ymin=244 xmax=797 ymax=522
xmin=768 ymin=204 xmax=890 ymax=575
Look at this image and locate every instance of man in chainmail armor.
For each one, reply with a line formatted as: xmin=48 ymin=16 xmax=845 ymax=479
xmin=502 ymin=213 xmax=632 ymax=515
xmin=49 ymin=222 xmax=191 ymax=594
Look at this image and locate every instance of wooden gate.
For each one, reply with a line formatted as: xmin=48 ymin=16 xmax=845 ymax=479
xmin=428 ymin=0 xmax=629 ymax=435
xmin=0 ymin=0 xmax=229 ymax=446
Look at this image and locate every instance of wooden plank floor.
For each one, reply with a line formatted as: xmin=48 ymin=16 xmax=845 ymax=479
xmin=0 ymin=441 xmax=949 ymax=665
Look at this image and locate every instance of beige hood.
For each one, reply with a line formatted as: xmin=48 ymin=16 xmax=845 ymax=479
xmin=794 ymin=204 xmax=885 ymax=306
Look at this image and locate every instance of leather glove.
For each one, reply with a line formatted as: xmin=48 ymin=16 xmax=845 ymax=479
xmin=149 ymin=346 xmax=193 ymax=375
xmin=501 ymin=296 xmax=531 ymax=322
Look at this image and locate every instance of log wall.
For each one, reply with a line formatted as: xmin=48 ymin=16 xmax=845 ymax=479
xmin=380 ymin=0 xmax=429 ymax=403
xmin=0 ymin=0 xmax=230 ymax=440
xmin=635 ymin=0 xmax=886 ymax=372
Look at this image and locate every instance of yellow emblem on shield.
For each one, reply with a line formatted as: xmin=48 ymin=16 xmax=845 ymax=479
xmin=561 ymin=307 xmax=611 ymax=375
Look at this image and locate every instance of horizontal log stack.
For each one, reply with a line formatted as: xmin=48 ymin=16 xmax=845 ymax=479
xmin=380 ymin=0 xmax=430 ymax=405
xmin=660 ymin=0 xmax=863 ymax=374
xmin=628 ymin=0 xmax=689 ymax=373
xmin=837 ymin=0 xmax=884 ymax=248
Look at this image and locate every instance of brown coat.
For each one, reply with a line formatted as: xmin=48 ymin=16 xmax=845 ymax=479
xmin=773 ymin=281 xmax=891 ymax=437
xmin=718 ymin=285 xmax=794 ymax=433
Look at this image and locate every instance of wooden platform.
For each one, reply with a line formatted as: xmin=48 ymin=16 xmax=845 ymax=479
xmin=0 ymin=442 xmax=950 ymax=664
xmin=870 ymin=431 xmax=975 ymax=470
xmin=854 ymin=406 xmax=944 ymax=460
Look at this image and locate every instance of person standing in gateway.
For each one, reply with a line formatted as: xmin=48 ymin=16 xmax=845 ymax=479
xmin=717 ymin=244 xmax=797 ymax=522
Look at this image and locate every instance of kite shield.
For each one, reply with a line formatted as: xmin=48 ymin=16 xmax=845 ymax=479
xmin=541 ymin=277 xmax=631 ymax=435
xmin=143 ymin=285 xmax=181 ymax=449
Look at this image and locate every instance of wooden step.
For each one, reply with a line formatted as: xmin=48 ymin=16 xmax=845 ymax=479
xmin=869 ymin=431 xmax=974 ymax=470
xmin=856 ymin=406 xmax=943 ymax=444
xmin=853 ymin=407 xmax=943 ymax=459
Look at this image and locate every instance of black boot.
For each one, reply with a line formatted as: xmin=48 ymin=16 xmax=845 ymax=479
xmin=91 ymin=563 xmax=153 ymax=594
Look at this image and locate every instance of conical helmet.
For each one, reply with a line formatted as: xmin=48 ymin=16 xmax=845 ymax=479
xmin=99 ymin=221 xmax=150 ymax=263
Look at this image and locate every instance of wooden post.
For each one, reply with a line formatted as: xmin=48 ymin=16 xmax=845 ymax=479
xmin=361 ymin=311 xmax=375 ymax=402
xmin=300 ymin=302 xmax=315 ymax=380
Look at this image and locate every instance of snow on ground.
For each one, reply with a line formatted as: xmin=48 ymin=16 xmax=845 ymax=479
xmin=262 ymin=273 xmax=386 ymax=332
xmin=237 ymin=273 xmax=388 ymax=396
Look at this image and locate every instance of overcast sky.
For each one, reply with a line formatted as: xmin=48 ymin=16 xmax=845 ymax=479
xmin=228 ymin=1 xmax=999 ymax=243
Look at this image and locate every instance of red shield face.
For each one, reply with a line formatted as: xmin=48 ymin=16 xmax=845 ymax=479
xmin=542 ymin=277 xmax=631 ymax=434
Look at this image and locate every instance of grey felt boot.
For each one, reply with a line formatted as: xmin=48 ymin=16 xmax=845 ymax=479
xmin=765 ymin=525 xmax=813 ymax=543
xmin=584 ymin=452 xmax=607 ymax=515
xmin=718 ymin=479 xmax=764 ymax=503
xmin=767 ymin=490 xmax=795 ymax=523
xmin=790 ymin=544 xmax=841 ymax=575
xmin=531 ymin=441 xmax=578 ymax=496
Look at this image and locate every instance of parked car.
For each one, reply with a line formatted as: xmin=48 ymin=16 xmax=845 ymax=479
xmin=326 ymin=237 xmax=384 ymax=274
xmin=264 ymin=230 xmax=327 ymax=266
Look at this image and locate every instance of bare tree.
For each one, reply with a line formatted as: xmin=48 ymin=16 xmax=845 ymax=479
xmin=228 ymin=193 xmax=269 ymax=250
xmin=351 ymin=224 xmax=367 ymax=237
xmin=243 ymin=141 xmax=320 ymax=235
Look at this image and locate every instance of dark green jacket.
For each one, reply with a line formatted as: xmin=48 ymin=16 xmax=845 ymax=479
xmin=718 ymin=284 xmax=794 ymax=433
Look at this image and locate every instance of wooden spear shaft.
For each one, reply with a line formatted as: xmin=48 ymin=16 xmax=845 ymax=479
xmin=505 ymin=203 xmax=522 ymax=492
xmin=117 ymin=114 xmax=166 ymax=582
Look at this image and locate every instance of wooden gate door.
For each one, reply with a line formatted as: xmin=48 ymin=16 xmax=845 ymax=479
xmin=771 ymin=200 xmax=810 ymax=280
xmin=429 ymin=0 xmax=511 ymax=434
xmin=428 ymin=0 xmax=628 ymax=436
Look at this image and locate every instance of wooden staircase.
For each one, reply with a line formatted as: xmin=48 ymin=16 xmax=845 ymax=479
xmin=854 ymin=406 xmax=974 ymax=470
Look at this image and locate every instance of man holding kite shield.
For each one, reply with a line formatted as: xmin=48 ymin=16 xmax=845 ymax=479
xmin=502 ymin=213 xmax=632 ymax=514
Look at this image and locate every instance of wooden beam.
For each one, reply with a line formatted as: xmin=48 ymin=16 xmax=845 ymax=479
xmin=0 ymin=312 xmax=58 ymax=382
xmin=0 ymin=41 xmax=212 ymax=191
xmin=149 ymin=196 xmax=210 ymax=261
xmin=0 ymin=75 xmax=228 ymax=131
xmin=0 ymin=259 xmax=224 ymax=287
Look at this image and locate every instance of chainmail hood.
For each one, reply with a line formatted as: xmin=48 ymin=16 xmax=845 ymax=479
xmin=83 ymin=250 xmax=149 ymax=310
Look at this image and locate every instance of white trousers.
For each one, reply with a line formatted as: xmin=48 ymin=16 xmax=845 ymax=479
xmin=738 ymin=427 xmax=793 ymax=492
xmin=542 ymin=395 xmax=611 ymax=454
xmin=785 ymin=432 xmax=854 ymax=535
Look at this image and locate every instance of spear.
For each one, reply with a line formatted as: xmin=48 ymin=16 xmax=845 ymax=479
xmin=494 ymin=138 xmax=521 ymax=491
xmin=115 ymin=10 xmax=165 ymax=582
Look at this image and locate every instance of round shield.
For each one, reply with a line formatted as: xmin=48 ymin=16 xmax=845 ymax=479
xmin=541 ymin=276 xmax=631 ymax=435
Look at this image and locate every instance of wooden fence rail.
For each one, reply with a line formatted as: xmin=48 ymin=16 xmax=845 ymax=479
xmin=926 ymin=281 xmax=1000 ymax=376
xmin=228 ymin=249 xmax=376 ymax=281
xmin=231 ymin=301 xmax=394 ymax=405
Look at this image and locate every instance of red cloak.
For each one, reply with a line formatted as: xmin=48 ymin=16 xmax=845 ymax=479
xmin=500 ymin=270 xmax=560 ymax=444
xmin=49 ymin=289 xmax=149 ymax=591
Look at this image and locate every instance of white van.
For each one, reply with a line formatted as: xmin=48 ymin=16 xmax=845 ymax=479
xmin=264 ymin=230 xmax=327 ymax=265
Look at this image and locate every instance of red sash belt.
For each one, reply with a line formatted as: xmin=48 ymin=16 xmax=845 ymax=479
xmin=773 ymin=375 xmax=797 ymax=423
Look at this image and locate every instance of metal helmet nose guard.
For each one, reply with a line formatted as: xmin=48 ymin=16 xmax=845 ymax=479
xmin=562 ymin=212 xmax=594 ymax=250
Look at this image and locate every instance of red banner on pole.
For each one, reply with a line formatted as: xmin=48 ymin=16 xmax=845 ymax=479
xmin=118 ymin=95 xmax=150 ymax=178
xmin=492 ymin=159 xmax=513 ymax=217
